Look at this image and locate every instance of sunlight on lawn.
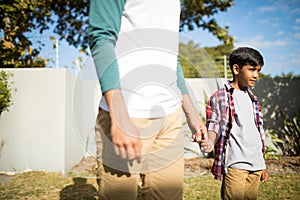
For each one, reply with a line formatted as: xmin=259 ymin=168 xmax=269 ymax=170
xmin=0 ymin=172 xmax=299 ymax=199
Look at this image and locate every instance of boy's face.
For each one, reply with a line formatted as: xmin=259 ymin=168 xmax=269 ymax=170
xmin=233 ymin=64 xmax=261 ymax=90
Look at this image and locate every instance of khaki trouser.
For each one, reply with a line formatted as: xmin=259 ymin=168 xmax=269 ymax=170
xmin=221 ymin=167 xmax=263 ymax=200
xmin=95 ymin=108 xmax=184 ymax=200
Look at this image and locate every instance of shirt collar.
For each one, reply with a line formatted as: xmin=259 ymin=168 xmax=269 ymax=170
xmin=224 ymin=81 xmax=235 ymax=94
xmin=225 ymin=81 xmax=258 ymax=102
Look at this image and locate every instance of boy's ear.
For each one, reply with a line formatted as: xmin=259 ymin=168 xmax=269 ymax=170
xmin=233 ymin=64 xmax=239 ymax=75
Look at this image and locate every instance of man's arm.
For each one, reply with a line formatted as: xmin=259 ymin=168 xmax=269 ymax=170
xmin=89 ymin=0 xmax=141 ymax=162
xmin=177 ymin=57 xmax=207 ymax=141
xmin=104 ymin=89 xmax=141 ymax=162
xmin=200 ymin=95 xmax=220 ymax=152
xmin=181 ymin=94 xmax=207 ymax=142
xmin=176 ymin=57 xmax=189 ymax=95
xmin=89 ymin=0 xmax=125 ymax=93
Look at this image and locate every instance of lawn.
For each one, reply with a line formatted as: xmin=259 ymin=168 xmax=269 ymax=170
xmin=183 ymin=174 xmax=300 ymax=200
xmin=0 ymin=172 xmax=299 ymax=200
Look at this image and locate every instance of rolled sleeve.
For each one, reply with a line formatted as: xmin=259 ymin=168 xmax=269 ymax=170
xmin=206 ymin=96 xmax=220 ymax=136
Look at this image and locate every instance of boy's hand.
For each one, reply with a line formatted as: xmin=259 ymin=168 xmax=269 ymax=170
xmin=198 ymin=130 xmax=216 ymax=153
xmin=198 ymin=132 xmax=214 ymax=153
xmin=261 ymin=169 xmax=268 ymax=182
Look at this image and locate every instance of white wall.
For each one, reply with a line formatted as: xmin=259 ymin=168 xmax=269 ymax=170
xmin=0 ymin=67 xmax=224 ymax=172
xmin=0 ymin=68 xmax=100 ymax=173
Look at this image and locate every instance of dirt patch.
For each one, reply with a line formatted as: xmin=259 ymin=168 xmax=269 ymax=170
xmin=0 ymin=173 xmax=16 ymax=184
xmin=265 ymin=156 xmax=300 ymax=174
xmin=68 ymin=156 xmax=97 ymax=176
xmin=1 ymin=156 xmax=299 ymax=183
xmin=184 ymin=155 xmax=300 ymax=177
xmin=68 ymin=155 xmax=300 ymax=177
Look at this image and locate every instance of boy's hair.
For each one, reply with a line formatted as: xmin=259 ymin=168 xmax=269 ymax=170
xmin=229 ymin=47 xmax=264 ymax=74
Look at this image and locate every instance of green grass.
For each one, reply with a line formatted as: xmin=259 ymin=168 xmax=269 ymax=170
xmin=0 ymin=172 xmax=299 ymax=200
xmin=183 ymin=174 xmax=300 ymax=200
xmin=183 ymin=176 xmax=221 ymax=200
xmin=258 ymin=174 xmax=300 ymax=200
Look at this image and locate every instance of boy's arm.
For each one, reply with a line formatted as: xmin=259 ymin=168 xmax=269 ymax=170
xmin=257 ymin=100 xmax=268 ymax=182
xmin=200 ymin=95 xmax=220 ymax=152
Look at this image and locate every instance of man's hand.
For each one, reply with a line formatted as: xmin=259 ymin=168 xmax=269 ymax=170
xmin=199 ymin=136 xmax=214 ymax=153
xmin=105 ymin=89 xmax=142 ymax=163
xmin=191 ymin=122 xmax=207 ymax=143
xmin=181 ymin=94 xmax=207 ymax=142
xmin=110 ymin=116 xmax=142 ymax=162
xmin=199 ymin=130 xmax=216 ymax=153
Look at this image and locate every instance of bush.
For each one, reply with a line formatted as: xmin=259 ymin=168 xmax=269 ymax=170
xmin=0 ymin=70 xmax=14 ymax=115
xmin=274 ymin=109 xmax=300 ymax=156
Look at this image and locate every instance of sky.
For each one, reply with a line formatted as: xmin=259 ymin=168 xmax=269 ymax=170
xmin=41 ymin=0 xmax=300 ymax=77
xmin=183 ymin=0 xmax=300 ymax=76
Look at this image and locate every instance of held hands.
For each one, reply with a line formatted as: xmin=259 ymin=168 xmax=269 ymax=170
xmin=181 ymin=94 xmax=213 ymax=153
xmin=199 ymin=135 xmax=214 ymax=153
xmin=192 ymin=128 xmax=214 ymax=153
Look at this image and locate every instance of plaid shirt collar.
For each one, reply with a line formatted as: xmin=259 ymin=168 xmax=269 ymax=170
xmin=224 ymin=81 xmax=258 ymax=102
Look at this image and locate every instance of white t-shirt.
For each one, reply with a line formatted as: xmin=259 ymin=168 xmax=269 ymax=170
xmin=225 ymin=89 xmax=266 ymax=172
xmin=99 ymin=0 xmax=183 ymax=118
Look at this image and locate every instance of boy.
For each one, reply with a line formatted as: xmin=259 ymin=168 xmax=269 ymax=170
xmin=200 ymin=47 xmax=268 ymax=200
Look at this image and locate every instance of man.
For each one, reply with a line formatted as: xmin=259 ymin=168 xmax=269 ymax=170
xmin=89 ymin=0 xmax=207 ymax=199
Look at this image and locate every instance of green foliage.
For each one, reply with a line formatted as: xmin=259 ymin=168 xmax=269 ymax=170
xmin=276 ymin=109 xmax=300 ymax=156
xmin=0 ymin=70 xmax=14 ymax=115
xmin=0 ymin=0 xmax=234 ymax=68
xmin=179 ymin=41 xmax=204 ymax=78
xmin=180 ymin=0 xmax=235 ymax=45
xmin=179 ymin=41 xmax=270 ymax=79
xmin=179 ymin=41 xmax=233 ymax=78
xmin=264 ymin=146 xmax=280 ymax=160
xmin=0 ymin=0 xmax=50 ymax=67
xmin=259 ymin=74 xmax=272 ymax=78
xmin=204 ymin=44 xmax=233 ymax=79
xmin=0 ymin=0 xmax=89 ymax=68
xmin=49 ymin=0 xmax=90 ymax=50
xmin=274 ymin=72 xmax=300 ymax=78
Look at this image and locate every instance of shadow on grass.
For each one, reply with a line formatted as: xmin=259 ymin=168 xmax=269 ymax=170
xmin=60 ymin=177 xmax=98 ymax=200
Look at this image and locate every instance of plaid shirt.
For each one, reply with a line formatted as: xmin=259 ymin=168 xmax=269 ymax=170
xmin=206 ymin=81 xmax=265 ymax=180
